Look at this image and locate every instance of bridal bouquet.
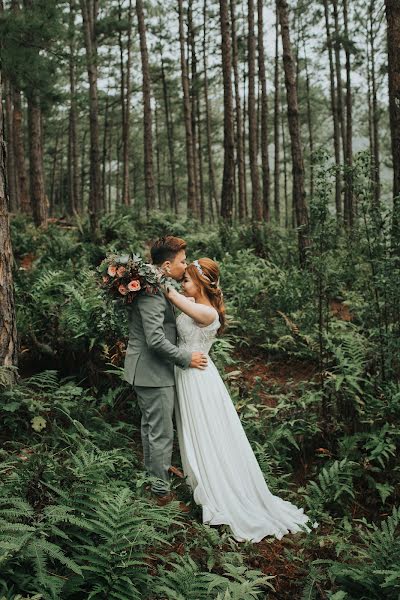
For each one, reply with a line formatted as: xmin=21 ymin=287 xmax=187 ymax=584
xmin=98 ymin=252 xmax=171 ymax=303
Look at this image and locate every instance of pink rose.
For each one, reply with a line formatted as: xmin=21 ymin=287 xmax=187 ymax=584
xmin=128 ymin=280 xmax=141 ymax=292
xmin=118 ymin=284 xmax=128 ymax=295
xmin=103 ymin=275 xmax=110 ymax=283
xmin=116 ymin=266 xmax=126 ymax=277
xmin=108 ymin=265 xmax=117 ymax=277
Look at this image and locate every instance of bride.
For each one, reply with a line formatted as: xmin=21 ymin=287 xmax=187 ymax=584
xmin=163 ymin=257 xmax=312 ymax=543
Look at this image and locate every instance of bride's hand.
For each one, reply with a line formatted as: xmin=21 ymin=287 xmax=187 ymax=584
xmin=160 ymin=282 xmax=178 ymax=300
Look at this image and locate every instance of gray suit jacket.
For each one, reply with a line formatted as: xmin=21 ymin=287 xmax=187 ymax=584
xmin=123 ymin=290 xmax=192 ymax=387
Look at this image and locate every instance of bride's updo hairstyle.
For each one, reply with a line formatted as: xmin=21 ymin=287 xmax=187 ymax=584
xmin=186 ymin=258 xmax=226 ymax=335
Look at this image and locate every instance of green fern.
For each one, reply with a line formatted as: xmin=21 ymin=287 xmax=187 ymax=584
xmin=302 ymin=459 xmax=356 ymax=514
xmin=0 ymin=493 xmax=83 ymax=599
xmin=57 ymin=483 xmax=183 ymax=599
xmin=328 ymin=507 xmax=400 ymax=598
xmin=154 ymin=554 xmax=274 ymax=600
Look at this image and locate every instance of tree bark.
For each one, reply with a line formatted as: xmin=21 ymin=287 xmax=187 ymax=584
xmin=257 ymin=0 xmax=271 ymax=222
xmin=119 ymin=0 xmax=133 ymax=206
xmin=197 ymin=94 xmax=205 ymax=223
xmin=274 ymin=5 xmax=280 ymax=224
xmin=369 ymin=1 xmax=380 ymax=205
xmin=154 ymin=99 xmax=162 ymax=209
xmin=49 ymin=127 xmax=60 ymax=216
xmin=102 ymin=90 xmax=110 ymax=209
xmin=12 ymin=88 xmax=30 ymax=214
xmin=281 ymin=101 xmax=289 ymax=229
xmin=67 ymin=0 xmax=79 ymax=215
xmin=243 ymin=60 xmax=249 ymax=218
xmin=159 ymin=47 xmax=178 ymax=214
xmin=27 ymin=91 xmax=47 ymax=227
xmin=385 ymin=0 xmax=400 ymax=241
xmin=230 ymin=0 xmax=245 ymax=222
xmin=0 ymin=67 xmax=18 ymax=379
xmin=278 ymin=0 xmax=309 ymax=264
xmin=301 ymin=25 xmax=314 ymax=199
xmin=178 ymin=0 xmax=197 ymax=216
xmin=4 ymin=79 xmax=18 ymax=212
xmin=136 ymin=0 xmax=155 ymax=214
xmin=188 ymin=0 xmax=200 ymax=218
xmin=219 ymin=0 xmax=235 ymax=223
xmin=248 ymin=0 xmax=262 ymax=221
xmin=124 ymin=0 xmax=133 ymax=205
xmin=333 ymin=0 xmax=346 ymax=166
xmin=80 ymin=0 xmax=102 ymax=235
xmin=343 ymin=0 xmax=353 ymax=227
xmin=203 ymin=0 xmax=218 ymax=221
xmin=323 ymin=0 xmax=341 ymax=219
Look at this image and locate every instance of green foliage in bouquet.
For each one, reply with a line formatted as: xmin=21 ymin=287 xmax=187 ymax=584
xmin=98 ymin=252 xmax=170 ymax=303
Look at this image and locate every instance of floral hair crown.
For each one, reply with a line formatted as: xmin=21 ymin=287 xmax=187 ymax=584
xmin=193 ymin=260 xmax=219 ymax=288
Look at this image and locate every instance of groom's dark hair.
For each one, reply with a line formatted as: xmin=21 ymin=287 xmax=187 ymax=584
xmin=151 ymin=236 xmax=187 ymax=265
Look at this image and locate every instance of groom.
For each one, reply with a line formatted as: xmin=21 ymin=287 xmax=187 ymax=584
xmin=123 ymin=236 xmax=207 ymax=501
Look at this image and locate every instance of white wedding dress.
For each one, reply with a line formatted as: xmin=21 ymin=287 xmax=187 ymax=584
xmin=174 ymin=308 xmax=311 ymax=543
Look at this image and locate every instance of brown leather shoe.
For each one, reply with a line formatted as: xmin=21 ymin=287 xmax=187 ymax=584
xmin=168 ymin=466 xmax=185 ymax=479
xmin=155 ymin=492 xmax=176 ymax=506
xmin=155 ymin=492 xmax=189 ymax=513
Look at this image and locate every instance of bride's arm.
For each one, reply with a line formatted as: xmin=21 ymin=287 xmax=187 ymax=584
xmin=165 ymin=288 xmax=216 ymax=326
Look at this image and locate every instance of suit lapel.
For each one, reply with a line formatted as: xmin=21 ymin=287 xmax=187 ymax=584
xmin=164 ymin=294 xmax=177 ymax=321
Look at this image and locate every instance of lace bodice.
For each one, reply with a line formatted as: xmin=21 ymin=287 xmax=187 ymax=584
xmin=177 ymin=309 xmax=220 ymax=354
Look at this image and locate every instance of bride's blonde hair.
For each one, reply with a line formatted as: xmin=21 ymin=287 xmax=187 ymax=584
xmin=186 ymin=258 xmax=226 ymax=335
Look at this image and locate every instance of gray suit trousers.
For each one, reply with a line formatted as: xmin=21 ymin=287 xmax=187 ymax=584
xmin=133 ymin=385 xmax=176 ymax=495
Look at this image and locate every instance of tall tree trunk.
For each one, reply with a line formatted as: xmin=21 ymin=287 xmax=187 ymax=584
xmin=343 ymin=0 xmax=353 ymax=227
xmin=117 ymin=3 xmax=126 ymax=194
xmin=67 ymin=0 xmax=79 ymax=215
xmin=119 ymin=0 xmax=132 ymax=206
xmin=385 ymin=0 xmax=400 ymax=242
xmin=159 ymin=48 xmax=178 ymax=214
xmin=257 ymin=0 xmax=271 ymax=221
xmin=102 ymin=91 xmax=110 ymax=209
xmin=49 ymin=127 xmax=60 ymax=216
xmin=124 ymin=0 xmax=133 ymax=205
xmin=178 ymin=0 xmax=197 ymax=215
xmin=188 ymin=0 xmax=200 ymax=218
xmin=26 ymin=92 xmax=47 ymax=227
xmin=302 ymin=26 xmax=314 ymax=199
xmin=369 ymin=1 xmax=380 ymax=205
xmin=154 ymin=99 xmax=162 ymax=209
xmin=278 ymin=0 xmax=309 ymax=265
xmin=242 ymin=53 xmax=249 ymax=218
xmin=12 ymin=88 xmax=30 ymax=214
xmin=197 ymin=96 xmax=205 ymax=223
xmin=9 ymin=0 xmax=29 ymax=213
xmin=4 ymin=79 xmax=18 ymax=212
xmin=80 ymin=0 xmax=102 ymax=235
xmin=136 ymin=0 xmax=155 ymax=214
xmin=230 ymin=0 xmax=245 ymax=222
xmin=0 ymin=1 xmax=15 ymax=215
xmin=333 ymin=0 xmax=346 ymax=165
xmin=0 ymin=68 xmax=18 ymax=380
xmin=248 ymin=0 xmax=262 ymax=221
xmin=107 ymin=125 xmax=112 ymax=212
xmin=274 ymin=5 xmax=280 ymax=223
xmin=281 ymin=102 xmax=289 ymax=229
xmin=219 ymin=0 xmax=235 ymax=223
xmin=203 ymin=1 xmax=218 ymax=221
xmin=80 ymin=129 xmax=87 ymax=212
xmin=366 ymin=33 xmax=374 ymax=165
xmin=323 ymin=0 xmax=341 ymax=219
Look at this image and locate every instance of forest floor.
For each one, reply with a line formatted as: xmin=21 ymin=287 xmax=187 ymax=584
xmin=224 ymin=352 xmax=321 ymax=598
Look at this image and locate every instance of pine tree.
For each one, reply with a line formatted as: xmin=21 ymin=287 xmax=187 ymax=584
xmin=0 ymin=66 xmax=18 ymax=381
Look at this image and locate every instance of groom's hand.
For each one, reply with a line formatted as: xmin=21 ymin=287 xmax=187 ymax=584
xmin=190 ymin=352 xmax=208 ymax=369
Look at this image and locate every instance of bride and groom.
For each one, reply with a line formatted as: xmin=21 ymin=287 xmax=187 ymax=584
xmin=123 ymin=235 xmax=310 ymax=543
